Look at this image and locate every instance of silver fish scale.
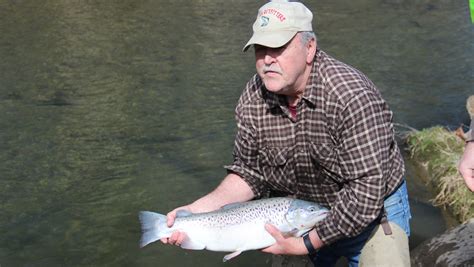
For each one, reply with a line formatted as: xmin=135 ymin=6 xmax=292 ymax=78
xmin=175 ymin=198 xmax=293 ymax=228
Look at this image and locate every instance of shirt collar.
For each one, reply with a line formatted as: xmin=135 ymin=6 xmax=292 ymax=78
xmin=262 ymin=87 xmax=287 ymax=109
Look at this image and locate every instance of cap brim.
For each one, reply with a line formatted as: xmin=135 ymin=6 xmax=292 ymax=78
xmin=242 ymin=31 xmax=298 ymax=52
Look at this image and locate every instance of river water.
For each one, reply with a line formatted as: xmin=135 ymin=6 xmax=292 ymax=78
xmin=0 ymin=0 xmax=472 ymax=266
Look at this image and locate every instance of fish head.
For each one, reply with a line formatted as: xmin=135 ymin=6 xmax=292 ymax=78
xmin=285 ymin=199 xmax=329 ymax=233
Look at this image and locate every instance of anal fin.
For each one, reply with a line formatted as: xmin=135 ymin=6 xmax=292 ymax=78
xmin=223 ymin=251 xmax=242 ymax=262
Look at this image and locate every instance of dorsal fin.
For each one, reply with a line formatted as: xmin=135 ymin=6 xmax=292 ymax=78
xmin=220 ymin=202 xmax=242 ymax=210
xmin=176 ymin=210 xmax=193 ymax=217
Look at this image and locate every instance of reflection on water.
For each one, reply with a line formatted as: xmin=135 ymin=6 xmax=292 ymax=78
xmin=0 ymin=0 xmax=472 ymax=266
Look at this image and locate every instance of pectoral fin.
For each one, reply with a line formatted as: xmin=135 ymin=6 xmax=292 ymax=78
xmin=223 ymin=251 xmax=242 ymax=262
xmin=282 ymin=228 xmax=299 ymax=237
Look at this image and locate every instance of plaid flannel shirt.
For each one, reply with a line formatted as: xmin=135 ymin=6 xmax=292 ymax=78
xmin=225 ymin=49 xmax=404 ymax=245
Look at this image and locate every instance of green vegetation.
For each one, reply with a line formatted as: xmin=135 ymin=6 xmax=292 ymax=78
xmin=406 ymin=126 xmax=474 ymax=222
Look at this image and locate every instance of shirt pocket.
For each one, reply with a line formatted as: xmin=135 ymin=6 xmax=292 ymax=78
xmin=309 ymin=142 xmax=342 ymax=186
xmin=259 ymin=146 xmax=296 ymax=194
xmin=296 ymin=143 xmax=341 ymax=204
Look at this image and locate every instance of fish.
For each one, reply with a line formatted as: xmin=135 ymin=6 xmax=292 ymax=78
xmin=138 ymin=197 xmax=329 ymax=262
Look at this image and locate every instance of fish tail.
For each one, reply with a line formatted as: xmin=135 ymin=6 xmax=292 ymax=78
xmin=139 ymin=211 xmax=168 ymax=248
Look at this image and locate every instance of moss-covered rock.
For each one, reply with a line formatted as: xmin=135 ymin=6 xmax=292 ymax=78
xmin=406 ymin=126 xmax=474 ymax=222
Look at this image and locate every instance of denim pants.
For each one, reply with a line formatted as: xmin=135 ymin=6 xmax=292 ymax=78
xmin=309 ymin=180 xmax=411 ymax=267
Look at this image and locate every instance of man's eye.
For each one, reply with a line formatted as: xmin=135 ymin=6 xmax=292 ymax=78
xmin=254 ymin=45 xmax=264 ymax=52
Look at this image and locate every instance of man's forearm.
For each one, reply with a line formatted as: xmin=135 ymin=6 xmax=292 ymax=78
xmin=467 ymin=119 xmax=474 ymax=141
xmin=190 ymin=173 xmax=255 ymax=212
xmin=459 ymin=140 xmax=474 ymax=191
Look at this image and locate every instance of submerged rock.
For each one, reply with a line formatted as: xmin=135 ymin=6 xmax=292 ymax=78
xmin=410 ymin=219 xmax=474 ymax=266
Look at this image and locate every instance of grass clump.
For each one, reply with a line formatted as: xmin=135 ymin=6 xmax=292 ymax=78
xmin=406 ymin=126 xmax=474 ymax=222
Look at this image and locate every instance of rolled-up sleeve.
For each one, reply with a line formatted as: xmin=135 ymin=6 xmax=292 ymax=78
xmin=315 ymin=90 xmax=402 ymax=245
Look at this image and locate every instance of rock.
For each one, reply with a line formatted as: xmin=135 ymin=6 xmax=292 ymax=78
xmin=271 ymin=255 xmax=313 ymax=267
xmin=360 ymin=222 xmax=410 ymax=267
xmin=410 ymin=218 xmax=474 ymax=267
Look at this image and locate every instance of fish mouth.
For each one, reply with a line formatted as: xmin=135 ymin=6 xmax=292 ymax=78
xmin=317 ymin=210 xmax=330 ymax=217
xmin=314 ymin=209 xmax=330 ymax=220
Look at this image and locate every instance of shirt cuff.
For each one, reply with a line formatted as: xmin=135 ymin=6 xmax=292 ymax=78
xmin=314 ymin=216 xmax=344 ymax=245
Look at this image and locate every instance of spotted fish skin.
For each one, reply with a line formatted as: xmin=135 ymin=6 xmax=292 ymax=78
xmin=139 ymin=197 xmax=328 ymax=261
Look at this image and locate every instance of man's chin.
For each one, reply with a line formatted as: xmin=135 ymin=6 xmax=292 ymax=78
xmin=264 ymin=86 xmax=284 ymax=95
xmin=263 ymin=81 xmax=284 ymax=93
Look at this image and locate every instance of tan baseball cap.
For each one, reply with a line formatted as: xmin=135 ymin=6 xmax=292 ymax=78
xmin=243 ymin=0 xmax=313 ymax=52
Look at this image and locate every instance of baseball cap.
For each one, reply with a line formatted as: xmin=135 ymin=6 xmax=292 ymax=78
xmin=243 ymin=0 xmax=313 ymax=52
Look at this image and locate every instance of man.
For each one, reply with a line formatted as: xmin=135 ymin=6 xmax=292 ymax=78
xmin=162 ymin=1 xmax=411 ymax=266
xmin=459 ymin=127 xmax=474 ymax=192
xmin=458 ymin=95 xmax=474 ymax=191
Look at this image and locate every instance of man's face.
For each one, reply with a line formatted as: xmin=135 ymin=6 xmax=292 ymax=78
xmin=254 ymin=34 xmax=312 ymax=97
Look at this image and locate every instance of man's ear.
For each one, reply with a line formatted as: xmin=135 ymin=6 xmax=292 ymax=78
xmin=306 ymin=38 xmax=317 ymax=64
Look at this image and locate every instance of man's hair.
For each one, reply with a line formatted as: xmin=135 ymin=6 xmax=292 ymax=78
xmin=299 ymin=31 xmax=316 ymax=46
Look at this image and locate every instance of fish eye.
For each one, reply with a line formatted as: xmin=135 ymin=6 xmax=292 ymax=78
xmin=308 ymin=206 xmax=316 ymax=212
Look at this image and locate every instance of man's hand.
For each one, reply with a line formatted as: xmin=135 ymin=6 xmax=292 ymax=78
xmin=160 ymin=205 xmax=192 ymax=246
xmin=459 ymin=141 xmax=474 ymax=191
xmin=261 ymin=224 xmax=308 ymax=255
xmin=159 ymin=173 xmax=255 ymax=247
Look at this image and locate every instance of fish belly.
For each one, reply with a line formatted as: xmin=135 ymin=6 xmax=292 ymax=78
xmin=185 ymin=220 xmax=275 ymax=252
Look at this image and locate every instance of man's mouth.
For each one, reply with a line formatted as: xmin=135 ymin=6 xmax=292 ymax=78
xmin=264 ymin=70 xmax=282 ymax=76
xmin=262 ymin=66 xmax=282 ymax=75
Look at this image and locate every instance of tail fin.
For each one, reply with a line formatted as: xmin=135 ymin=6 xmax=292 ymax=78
xmin=139 ymin=211 xmax=168 ymax=248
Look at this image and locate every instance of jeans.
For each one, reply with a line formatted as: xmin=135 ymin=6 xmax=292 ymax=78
xmin=309 ymin=180 xmax=411 ymax=267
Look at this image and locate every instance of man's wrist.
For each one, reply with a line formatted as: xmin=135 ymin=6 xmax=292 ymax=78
xmin=302 ymin=229 xmax=322 ymax=255
xmin=303 ymin=232 xmax=318 ymax=255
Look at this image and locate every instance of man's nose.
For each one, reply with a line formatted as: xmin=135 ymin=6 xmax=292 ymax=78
xmin=263 ymin=50 xmax=277 ymax=65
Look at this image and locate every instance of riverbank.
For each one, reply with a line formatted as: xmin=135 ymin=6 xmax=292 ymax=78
xmin=405 ymin=126 xmax=473 ymax=223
